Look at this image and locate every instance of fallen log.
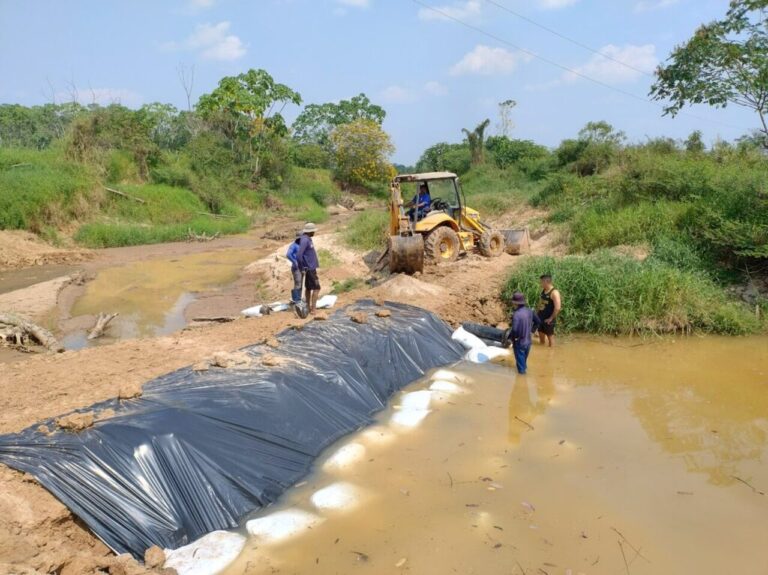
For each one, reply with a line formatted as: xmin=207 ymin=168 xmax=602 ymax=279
xmin=0 ymin=312 xmax=64 ymax=352
xmin=105 ymin=186 xmax=146 ymax=204
xmin=192 ymin=316 xmax=237 ymax=323
xmin=87 ymin=312 xmax=119 ymax=340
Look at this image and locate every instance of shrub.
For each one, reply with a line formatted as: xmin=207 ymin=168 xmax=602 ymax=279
xmin=503 ymin=253 xmax=761 ymax=335
xmin=342 ymin=210 xmax=389 ymax=251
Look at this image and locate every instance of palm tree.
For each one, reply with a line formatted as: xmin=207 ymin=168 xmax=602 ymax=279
xmin=462 ymin=119 xmax=491 ymax=166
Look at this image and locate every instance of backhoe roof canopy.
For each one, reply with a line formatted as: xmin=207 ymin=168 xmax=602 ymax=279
xmin=394 ymin=172 xmax=458 ymax=183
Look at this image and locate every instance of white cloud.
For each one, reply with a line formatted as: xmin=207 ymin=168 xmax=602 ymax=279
xmin=167 ymin=21 xmax=247 ymax=61
xmin=380 ymin=85 xmax=414 ymax=103
xmin=634 ymin=0 xmax=678 ymax=12
xmin=564 ymin=44 xmax=657 ymax=84
xmin=418 ymin=0 xmax=482 ymax=22
xmin=424 ymin=81 xmax=448 ymax=96
xmin=537 ymin=0 xmax=579 ymax=9
xmin=450 ymin=45 xmax=531 ymax=76
xmin=56 ymin=88 xmax=142 ymax=107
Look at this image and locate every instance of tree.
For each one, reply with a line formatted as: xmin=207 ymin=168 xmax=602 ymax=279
xmin=685 ymin=130 xmax=706 ymax=153
xmin=497 ymin=99 xmax=517 ymax=137
xmin=462 ymin=119 xmax=491 ymax=166
xmin=197 ymin=69 xmax=302 ymax=179
xmin=650 ymin=0 xmax=768 ymax=147
xmin=578 ymin=121 xmax=626 ymax=146
xmin=486 ymin=136 xmax=548 ymax=169
xmin=416 ymin=142 xmax=471 ymax=175
xmin=329 ymin=119 xmax=395 ymax=186
xmin=292 ymin=93 xmax=385 ymax=146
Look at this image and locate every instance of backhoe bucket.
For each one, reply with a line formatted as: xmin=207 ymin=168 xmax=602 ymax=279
xmin=500 ymin=229 xmax=529 ymax=255
xmin=389 ymin=235 xmax=425 ymax=274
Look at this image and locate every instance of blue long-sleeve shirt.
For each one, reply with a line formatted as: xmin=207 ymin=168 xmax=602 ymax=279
xmin=296 ymin=234 xmax=319 ymax=271
xmin=286 ymin=241 xmax=300 ymax=270
xmin=511 ymin=306 xmax=540 ymax=348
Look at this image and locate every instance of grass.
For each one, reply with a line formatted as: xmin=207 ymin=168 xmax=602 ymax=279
xmin=0 ymin=147 xmax=99 ymax=232
xmin=278 ymin=167 xmax=340 ymax=224
xmin=317 ymin=248 xmax=340 ymax=268
xmin=503 ymin=252 xmax=762 ymax=335
xmin=75 ymin=215 xmax=250 ymax=248
xmin=331 ymin=278 xmax=365 ymax=294
xmin=461 ymin=164 xmax=542 ymax=217
xmin=342 ymin=210 xmax=389 ymax=252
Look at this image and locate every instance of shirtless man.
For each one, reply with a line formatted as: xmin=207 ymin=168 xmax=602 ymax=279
xmin=536 ymin=274 xmax=561 ymax=347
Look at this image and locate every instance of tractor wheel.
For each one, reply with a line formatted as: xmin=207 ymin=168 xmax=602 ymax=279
xmin=479 ymin=230 xmax=506 ymax=258
xmin=425 ymin=227 xmax=460 ymax=263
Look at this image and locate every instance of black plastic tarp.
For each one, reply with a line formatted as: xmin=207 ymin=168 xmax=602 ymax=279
xmin=0 ymin=301 xmax=463 ymax=558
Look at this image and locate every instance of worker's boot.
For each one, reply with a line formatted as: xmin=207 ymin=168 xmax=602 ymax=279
xmin=290 ymin=289 xmax=301 ymax=304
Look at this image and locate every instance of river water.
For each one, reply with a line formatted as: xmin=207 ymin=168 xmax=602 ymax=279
xmin=223 ymin=336 xmax=768 ymax=575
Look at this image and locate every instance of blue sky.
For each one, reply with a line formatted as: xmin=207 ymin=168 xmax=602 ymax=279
xmin=0 ymin=0 xmax=757 ymax=163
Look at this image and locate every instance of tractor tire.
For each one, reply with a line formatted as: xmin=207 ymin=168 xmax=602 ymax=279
xmin=479 ymin=230 xmax=506 ymax=258
xmin=425 ymin=227 xmax=460 ymax=264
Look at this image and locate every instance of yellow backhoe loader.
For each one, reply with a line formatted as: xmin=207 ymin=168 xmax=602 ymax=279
xmin=387 ymin=172 xmax=528 ymax=274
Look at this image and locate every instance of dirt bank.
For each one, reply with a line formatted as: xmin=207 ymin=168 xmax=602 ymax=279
xmin=0 ymin=231 xmax=90 ymax=272
xmin=0 ymin=212 xmax=546 ymax=574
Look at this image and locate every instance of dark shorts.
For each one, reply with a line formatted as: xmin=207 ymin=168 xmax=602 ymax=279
xmin=537 ymin=315 xmax=556 ymax=336
xmin=304 ymin=269 xmax=320 ymax=291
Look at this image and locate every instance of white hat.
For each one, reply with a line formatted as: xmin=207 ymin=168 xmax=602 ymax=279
xmin=303 ymin=222 xmax=318 ymax=234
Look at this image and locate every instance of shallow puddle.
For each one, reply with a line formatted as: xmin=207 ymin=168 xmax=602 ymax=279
xmin=223 ymin=336 xmax=768 ymax=575
xmin=66 ymin=249 xmax=256 ymax=345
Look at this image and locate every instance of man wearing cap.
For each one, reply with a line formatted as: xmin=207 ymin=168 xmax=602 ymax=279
xmin=285 ymin=230 xmax=302 ymax=304
xmin=296 ymin=222 xmax=320 ymax=313
xmin=506 ymin=292 xmax=540 ymax=375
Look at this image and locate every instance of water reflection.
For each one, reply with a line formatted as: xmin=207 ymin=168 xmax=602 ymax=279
xmin=507 ymin=362 xmax=555 ymax=444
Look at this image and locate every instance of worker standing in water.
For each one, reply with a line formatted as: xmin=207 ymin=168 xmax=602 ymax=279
xmin=507 ymin=292 xmax=540 ymax=375
xmin=537 ymin=274 xmax=561 ymax=348
xmin=296 ymin=222 xmax=320 ymax=314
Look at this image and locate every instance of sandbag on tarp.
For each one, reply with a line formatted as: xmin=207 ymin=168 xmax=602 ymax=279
xmin=462 ymin=322 xmax=509 ymax=347
xmin=0 ymin=301 xmax=463 ymax=559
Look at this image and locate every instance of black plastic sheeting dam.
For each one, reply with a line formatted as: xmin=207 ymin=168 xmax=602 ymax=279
xmin=0 ymin=301 xmax=463 ymax=558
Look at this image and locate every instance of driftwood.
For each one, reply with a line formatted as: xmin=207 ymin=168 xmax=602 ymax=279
xmin=87 ymin=312 xmax=119 ymax=340
xmin=197 ymin=211 xmax=236 ymax=219
xmin=192 ymin=316 xmax=236 ymax=323
xmin=0 ymin=312 xmax=64 ymax=352
xmin=186 ymin=229 xmax=220 ymax=242
xmin=105 ymin=186 xmax=146 ymax=204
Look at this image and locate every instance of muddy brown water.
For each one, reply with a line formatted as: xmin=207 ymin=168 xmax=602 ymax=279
xmin=224 ymin=336 xmax=768 ymax=575
xmin=62 ymin=249 xmax=258 ymax=348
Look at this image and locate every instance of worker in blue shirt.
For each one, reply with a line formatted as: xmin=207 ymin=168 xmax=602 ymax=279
xmin=285 ymin=230 xmax=302 ymax=303
xmin=296 ymin=222 xmax=320 ymax=313
xmin=406 ymin=182 xmax=432 ymax=221
xmin=505 ymin=292 xmax=541 ymax=375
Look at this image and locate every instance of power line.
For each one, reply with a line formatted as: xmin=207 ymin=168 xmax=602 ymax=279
xmin=482 ymin=0 xmax=655 ymax=78
xmin=411 ymin=0 xmax=750 ymax=132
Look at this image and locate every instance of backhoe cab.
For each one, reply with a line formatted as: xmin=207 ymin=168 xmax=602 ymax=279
xmin=388 ymin=172 xmax=521 ymax=275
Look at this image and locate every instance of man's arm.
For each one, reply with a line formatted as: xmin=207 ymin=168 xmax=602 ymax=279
xmin=295 ymin=237 xmax=308 ymax=271
xmin=546 ymin=290 xmax=562 ymax=324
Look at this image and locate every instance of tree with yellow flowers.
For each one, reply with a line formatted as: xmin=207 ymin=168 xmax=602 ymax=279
xmin=329 ymin=119 xmax=395 ymax=186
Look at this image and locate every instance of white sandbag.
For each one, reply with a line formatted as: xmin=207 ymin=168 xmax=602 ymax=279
xmin=322 ymin=442 xmax=367 ymax=472
xmin=163 ymin=531 xmax=246 ymax=575
xmin=246 ymin=509 xmax=324 ymax=544
xmin=359 ymin=425 xmax=397 ymax=447
xmin=452 ymin=327 xmax=510 ymax=364
xmin=241 ymin=302 xmax=290 ymax=318
xmin=451 ymin=326 xmax=486 ymax=350
xmin=316 ymin=294 xmax=338 ymax=309
xmin=430 ymin=368 xmax=464 ymax=383
xmin=398 ymin=390 xmax=432 ymax=410
xmin=390 ymin=408 xmax=430 ymax=429
xmin=429 ymin=380 xmax=464 ymax=394
xmin=310 ymin=482 xmax=364 ymax=512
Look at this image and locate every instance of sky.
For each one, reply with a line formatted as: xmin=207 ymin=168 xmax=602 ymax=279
xmin=0 ymin=0 xmax=758 ymax=163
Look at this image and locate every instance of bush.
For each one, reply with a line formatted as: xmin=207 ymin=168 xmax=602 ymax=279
xmin=0 ymin=147 xmax=99 ymax=231
xmin=342 ymin=210 xmax=389 ymax=251
xmin=503 ymin=252 xmax=761 ymax=335
xmin=569 ymin=201 xmax=689 ymax=253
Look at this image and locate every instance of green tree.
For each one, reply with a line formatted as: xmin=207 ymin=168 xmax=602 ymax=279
xmin=292 ymin=93 xmax=385 ymax=146
xmin=197 ymin=69 xmax=302 ymax=180
xmin=416 ymin=142 xmax=471 ymax=175
xmin=685 ymin=130 xmax=706 ymax=153
xmin=462 ymin=119 xmax=491 ymax=166
xmin=486 ymin=136 xmax=548 ymax=169
xmin=650 ymin=0 xmax=768 ymax=147
xmin=330 ymin=119 xmax=395 ymax=186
